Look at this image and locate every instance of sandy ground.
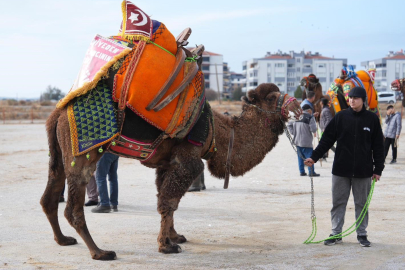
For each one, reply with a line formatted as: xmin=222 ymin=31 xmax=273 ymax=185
xmin=0 ymin=121 xmax=404 ymax=270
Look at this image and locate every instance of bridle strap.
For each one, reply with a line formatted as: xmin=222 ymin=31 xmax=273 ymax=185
xmin=224 ymin=127 xmax=235 ymax=189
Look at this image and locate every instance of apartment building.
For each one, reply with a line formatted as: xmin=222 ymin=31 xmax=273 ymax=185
xmin=242 ymin=50 xmax=348 ymax=96
xmin=202 ymin=51 xmax=223 ymax=96
xmin=361 ymin=50 xmax=405 ymax=92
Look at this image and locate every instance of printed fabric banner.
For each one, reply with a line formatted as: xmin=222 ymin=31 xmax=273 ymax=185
xmin=71 ymin=35 xmax=130 ymax=91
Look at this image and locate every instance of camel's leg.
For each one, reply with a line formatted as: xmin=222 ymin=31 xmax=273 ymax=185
xmin=64 ymin=167 xmax=116 ymax=260
xmin=40 ymin=110 xmax=77 ymax=246
xmin=155 ymin=143 xmax=204 ymax=253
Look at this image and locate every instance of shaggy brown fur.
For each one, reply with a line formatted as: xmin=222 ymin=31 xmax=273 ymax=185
xmin=40 ymin=83 xmax=302 ymax=260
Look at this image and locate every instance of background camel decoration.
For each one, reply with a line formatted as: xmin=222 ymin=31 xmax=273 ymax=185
xmin=391 ymin=78 xmax=405 ymax=109
xmin=40 ymin=83 xmax=302 ymax=260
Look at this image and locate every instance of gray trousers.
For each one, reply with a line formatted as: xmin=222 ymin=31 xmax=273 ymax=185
xmin=331 ymin=175 xmax=371 ymax=236
xmin=86 ymin=175 xmax=99 ymax=201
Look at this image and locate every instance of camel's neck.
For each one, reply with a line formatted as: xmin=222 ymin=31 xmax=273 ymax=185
xmin=207 ymin=106 xmax=283 ymax=178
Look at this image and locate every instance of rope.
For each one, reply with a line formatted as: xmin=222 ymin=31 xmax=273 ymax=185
xmin=146 ymin=40 xmax=175 ymax=57
xmin=282 ymin=122 xmax=376 ymax=244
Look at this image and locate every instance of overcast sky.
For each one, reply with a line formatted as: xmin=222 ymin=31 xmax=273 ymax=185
xmin=1 ymin=0 xmax=404 ymax=99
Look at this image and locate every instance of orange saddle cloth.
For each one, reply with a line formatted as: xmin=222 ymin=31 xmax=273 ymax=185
xmin=113 ymin=23 xmax=204 ymax=138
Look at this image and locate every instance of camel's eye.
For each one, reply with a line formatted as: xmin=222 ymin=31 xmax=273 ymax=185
xmin=266 ymin=95 xmax=275 ymax=103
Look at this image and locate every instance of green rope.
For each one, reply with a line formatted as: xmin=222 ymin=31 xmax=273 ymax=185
xmin=146 ymin=40 xmax=175 ymax=57
xmin=185 ymin=55 xmax=198 ymax=62
xmin=304 ymin=178 xmax=376 ymax=244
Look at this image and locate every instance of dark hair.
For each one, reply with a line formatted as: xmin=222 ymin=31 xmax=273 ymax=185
xmin=307 ymin=91 xmax=315 ymax=99
xmin=302 ymin=104 xmax=312 ymax=111
xmin=321 ymin=98 xmax=329 ymax=106
xmin=387 ymin=105 xmax=394 ymax=110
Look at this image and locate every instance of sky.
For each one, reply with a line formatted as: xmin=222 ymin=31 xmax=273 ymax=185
xmin=1 ymin=0 xmax=404 ymax=99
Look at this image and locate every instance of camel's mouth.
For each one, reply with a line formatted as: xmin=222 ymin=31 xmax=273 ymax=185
xmin=282 ymin=97 xmax=303 ymax=121
xmin=391 ymin=80 xmax=401 ymax=91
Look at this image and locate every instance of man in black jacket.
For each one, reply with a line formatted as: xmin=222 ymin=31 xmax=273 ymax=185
xmin=304 ymin=87 xmax=384 ymax=247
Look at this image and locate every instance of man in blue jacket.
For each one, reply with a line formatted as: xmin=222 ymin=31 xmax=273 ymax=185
xmin=304 ymin=87 xmax=385 ymax=247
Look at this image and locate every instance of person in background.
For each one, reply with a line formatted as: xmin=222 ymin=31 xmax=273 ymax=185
xmin=304 ymin=87 xmax=385 ymax=247
xmin=91 ymin=152 xmax=120 ymax=213
xmin=301 ymin=91 xmax=319 ymax=118
xmin=384 ymin=105 xmax=402 ymax=164
xmin=320 ymin=98 xmax=333 ymax=160
xmin=287 ymin=104 xmax=319 ymax=177
xmin=84 ymin=175 xmax=99 ymax=206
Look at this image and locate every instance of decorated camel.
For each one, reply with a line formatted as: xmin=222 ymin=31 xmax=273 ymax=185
xmin=301 ymin=67 xmax=382 ymax=123
xmin=40 ymin=1 xmax=303 ymax=260
xmin=391 ymin=78 xmax=405 ymax=109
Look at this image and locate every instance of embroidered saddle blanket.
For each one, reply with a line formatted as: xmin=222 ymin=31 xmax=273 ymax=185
xmin=67 ymin=81 xmax=119 ymax=156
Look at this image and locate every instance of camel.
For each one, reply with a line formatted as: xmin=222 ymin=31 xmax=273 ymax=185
xmin=300 ymin=74 xmax=335 ymax=121
xmin=391 ymin=78 xmax=405 ymax=109
xmin=40 ymin=83 xmax=303 ymax=260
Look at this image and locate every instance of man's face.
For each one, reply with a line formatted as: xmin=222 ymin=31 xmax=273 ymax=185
xmin=349 ymin=97 xmax=363 ymax=111
xmin=308 ymin=96 xmax=315 ymax=103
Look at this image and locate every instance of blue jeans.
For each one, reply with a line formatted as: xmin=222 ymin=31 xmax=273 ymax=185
xmin=95 ymin=153 xmax=119 ymax=207
xmin=296 ymin=146 xmax=315 ymax=174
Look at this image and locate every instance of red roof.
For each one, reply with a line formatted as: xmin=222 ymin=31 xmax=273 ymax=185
xmin=304 ymin=55 xmax=334 ymax=59
xmin=203 ymin=51 xmax=222 ymax=56
xmin=384 ymin=54 xmax=405 ymax=60
xmin=264 ymin=55 xmax=292 ymax=59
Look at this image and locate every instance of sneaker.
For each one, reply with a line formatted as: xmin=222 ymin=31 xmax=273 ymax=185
xmin=112 ymin=205 xmax=118 ymax=212
xmin=59 ymin=196 xmax=65 ymax=203
xmin=300 ymin=172 xmax=307 ymax=176
xmin=324 ymin=234 xmax=342 ymax=246
xmin=357 ymin=235 xmax=371 ymax=247
xmin=91 ymin=204 xmax=111 ymax=213
xmin=84 ymin=200 xmax=98 ymax=207
xmin=309 ymin=173 xmax=320 ymax=177
xmin=390 ymin=159 xmax=397 ymax=164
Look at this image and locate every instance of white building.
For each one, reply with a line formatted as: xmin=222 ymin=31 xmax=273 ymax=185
xmin=361 ymin=50 xmax=405 ymax=92
xmin=202 ymin=51 xmax=223 ymax=95
xmin=242 ymin=50 xmax=348 ymax=96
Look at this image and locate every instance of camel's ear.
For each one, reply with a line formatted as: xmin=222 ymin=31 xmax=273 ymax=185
xmin=241 ymin=96 xmax=250 ymax=103
xmin=247 ymin=90 xmax=258 ymax=104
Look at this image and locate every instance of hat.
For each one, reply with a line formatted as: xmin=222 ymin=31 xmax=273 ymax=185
xmin=118 ymin=1 xmax=153 ymax=42
xmin=348 ymin=87 xmax=367 ymax=99
xmin=302 ymin=104 xmax=312 ymax=111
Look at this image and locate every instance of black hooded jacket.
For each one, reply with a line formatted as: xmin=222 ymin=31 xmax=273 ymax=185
xmin=311 ymin=106 xmax=385 ymax=178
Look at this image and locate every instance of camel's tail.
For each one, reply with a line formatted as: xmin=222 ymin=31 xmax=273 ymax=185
xmin=46 ymin=109 xmax=63 ymax=172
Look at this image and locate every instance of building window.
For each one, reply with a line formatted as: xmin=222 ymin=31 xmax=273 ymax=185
xmin=287 ymin=72 xmax=295 ymax=78
xmin=304 ymin=64 xmax=311 ymax=68
xmin=204 ymin=74 xmax=209 ymax=80
xmin=277 ymin=83 xmax=283 ymax=87
xmin=202 ymin=65 xmax=209 ymax=71
xmin=275 ymin=63 xmax=284 ymax=68
xmin=202 ymin=56 xmax=210 ymax=62
xmin=297 ymin=67 xmax=300 ymax=72
xmin=243 ymin=65 xmax=247 ymax=70
xmin=205 ymin=82 xmax=210 ymax=89
xmin=382 ymin=71 xmax=387 ymax=77
xmin=297 ymin=58 xmax=301 ymax=63
xmin=267 ymin=63 xmax=271 ymax=68
xmin=287 ymin=82 xmax=295 ymax=87
xmin=253 ymin=70 xmax=258 ymax=77
xmin=249 ymin=82 xmax=258 ymax=87
xmin=288 ymin=64 xmax=294 ymax=68
xmin=318 ymin=64 xmax=325 ymax=68
xmin=267 ymin=76 xmax=272 ymax=83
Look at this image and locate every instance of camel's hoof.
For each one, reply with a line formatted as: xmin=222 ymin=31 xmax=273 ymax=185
xmin=159 ymin=244 xmax=182 ymax=254
xmin=56 ymin=236 xmax=77 ymax=246
xmin=92 ymin=250 xmax=117 ymax=260
xmin=172 ymin=235 xmax=187 ymax=244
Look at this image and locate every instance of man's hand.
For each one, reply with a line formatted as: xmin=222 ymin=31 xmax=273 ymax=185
xmin=372 ymin=174 xmax=381 ymax=182
xmin=396 ymin=135 xmax=400 ymax=139
xmin=304 ymin=158 xmax=315 ymax=167
xmin=313 ymin=112 xmax=319 ymax=118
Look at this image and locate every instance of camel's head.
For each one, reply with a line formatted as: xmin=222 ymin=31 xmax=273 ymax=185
xmin=391 ymin=78 xmax=405 ymax=107
xmin=300 ymin=74 xmax=320 ymax=92
xmin=242 ymin=83 xmax=303 ymax=123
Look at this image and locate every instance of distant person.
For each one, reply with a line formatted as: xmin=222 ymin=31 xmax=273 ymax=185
xmin=188 ymin=172 xmax=206 ymax=192
xmin=304 ymin=87 xmax=385 ymax=247
xmin=287 ymin=104 xmax=319 ymax=177
xmin=91 ymin=153 xmax=120 ymax=213
xmin=384 ymin=105 xmax=402 ymax=164
xmin=320 ymin=98 xmax=333 ymax=160
xmin=84 ymin=175 xmax=99 ymax=206
xmin=301 ymin=91 xmax=319 ymax=118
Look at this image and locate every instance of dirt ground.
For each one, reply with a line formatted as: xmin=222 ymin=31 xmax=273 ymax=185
xmin=0 ymin=119 xmax=404 ymax=270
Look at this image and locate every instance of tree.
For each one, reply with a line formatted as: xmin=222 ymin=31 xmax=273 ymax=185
xmin=205 ymin=88 xmax=218 ymax=101
xmin=40 ymin=85 xmax=65 ymax=101
xmin=294 ymin=86 xmax=303 ymax=99
xmin=232 ymin=87 xmax=243 ymax=101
